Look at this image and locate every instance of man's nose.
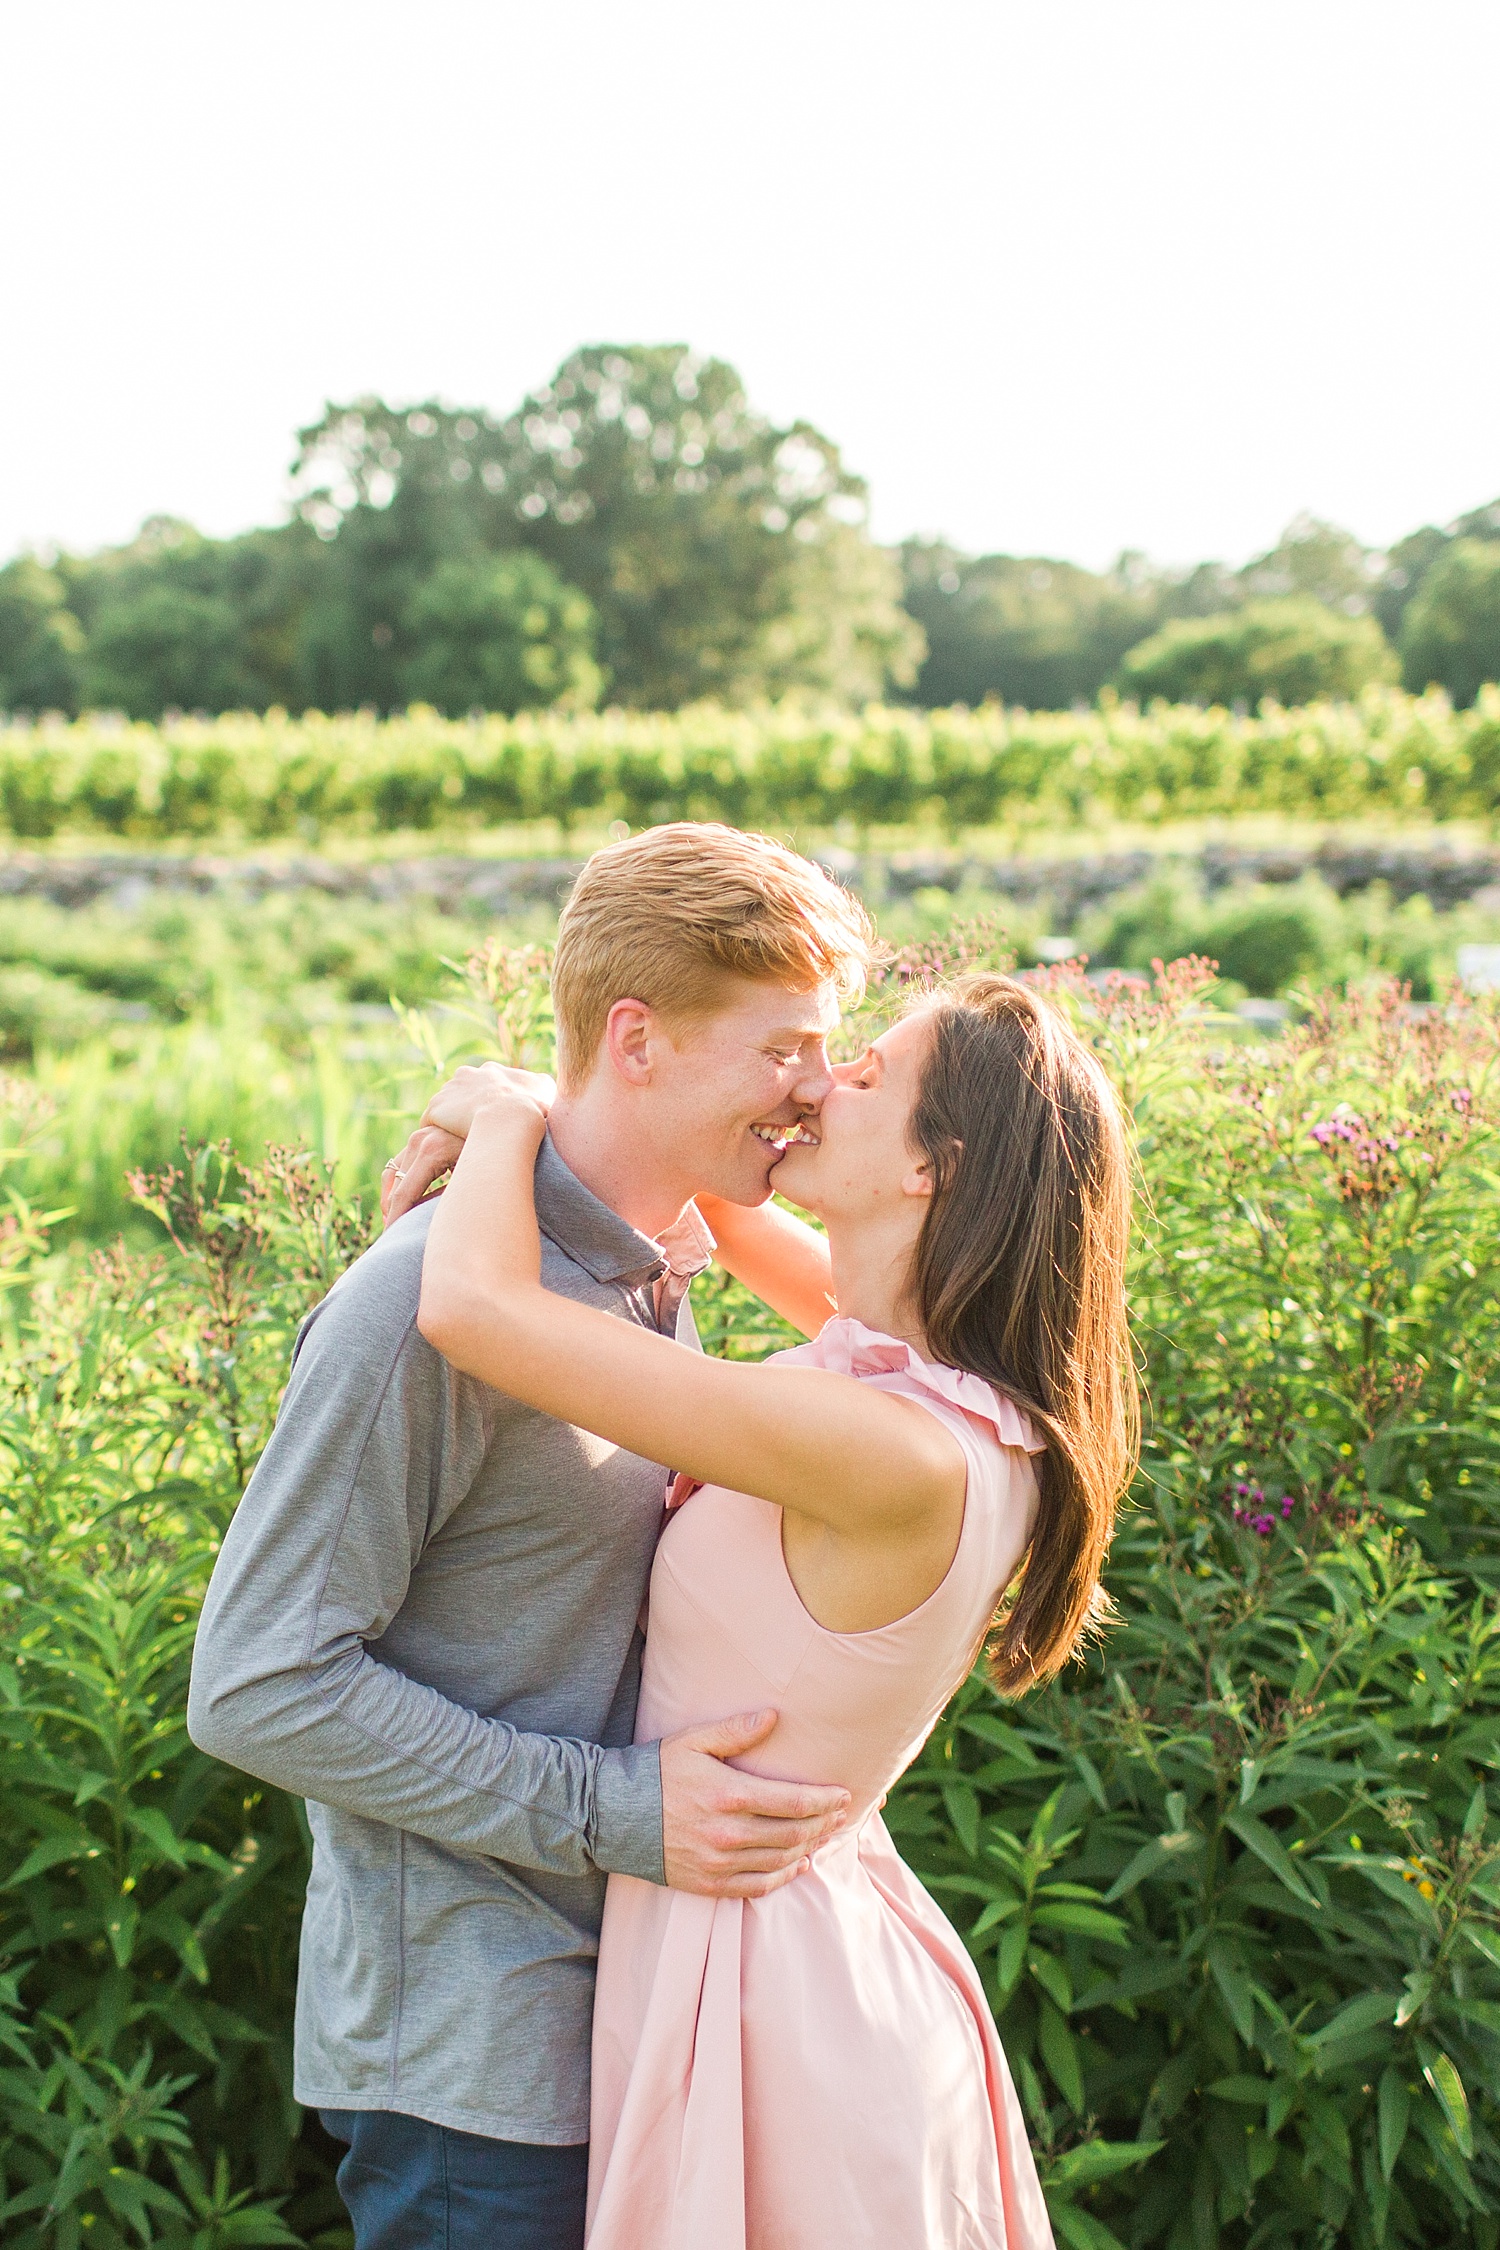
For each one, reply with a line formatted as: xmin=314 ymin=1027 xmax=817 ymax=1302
xmin=790 ymin=1048 xmax=835 ymax=1107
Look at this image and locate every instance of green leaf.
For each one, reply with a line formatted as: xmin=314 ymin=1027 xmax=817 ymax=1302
xmin=1224 ymin=1811 xmax=1321 ymax=1908
xmin=104 ymin=1897 xmax=140 ymax=1968
xmin=150 ymin=1907 xmax=211 ymax=1985
xmin=1072 ymin=1750 xmax=1108 ymax=1810
xmin=1267 ymin=2076 xmax=1299 ymax=2134
xmin=960 ymin=1715 xmax=1044 ymax=1766
xmin=1033 ymin=1902 xmax=1129 ymax=1943
xmin=1378 ymin=2067 xmax=1410 ymax=2181
xmin=1395 ymin=1971 xmax=1432 ymax=2028
xmin=1206 ymin=2074 xmax=1272 ymax=2105
xmin=1300 ymin=2087 xmax=1354 ymax=2177
xmin=1015 ymin=2051 xmax=1048 ymax=2136
xmin=1049 ymin=2204 xmax=1129 ymax=2250
xmin=1207 ymin=1938 xmax=1257 ymax=2046
xmin=1419 ymin=2044 xmax=1473 ymax=2160
xmin=99 ymin=2167 xmax=188 ymax=2229
xmin=1447 ymin=1993 xmax=1500 ymax=2038
xmin=1048 ymin=2138 xmax=1165 ymax=2188
xmin=1102 ymin=1828 xmax=1200 ymax=1902
xmin=5 ymin=1831 xmax=99 ymax=1886
xmin=1306 ymin=1992 xmax=1400 ymax=2050
xmin=1030 ymin=1949 xmax=1073 ymax=2013
xmin=995 ymin=1919 xmax=1030 ymax=1999
xmin=128 ymin=1805 xmax=189 ymax=1869
xmin=1462 ymin=1922 xmax=1500 ymax=1971
xmin=970 ymin=1895 xmax=1023 ymax=1938
xmin=941 ymin=1780 xmax=980 ymax=1858
xmin=1026 ymin=1785 xmax=1071 ymax=1859
xmin=1410 ymin=2099 xmax=1481 ymax=2206
xmin=1038 ymin=1998 xmax=1085 ymax=2114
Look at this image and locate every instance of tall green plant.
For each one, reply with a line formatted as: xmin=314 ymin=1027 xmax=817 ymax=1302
xmin=0 ymin=1136 xmax=375 ymax=2247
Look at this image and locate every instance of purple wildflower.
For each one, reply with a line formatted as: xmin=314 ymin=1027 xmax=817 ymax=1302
xmin=1226 ymin=1484 xmax=1296 ymax=1537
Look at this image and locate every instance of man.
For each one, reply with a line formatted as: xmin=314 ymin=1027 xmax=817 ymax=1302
xmin=187 ymin=823 xmax=873 ymax=2250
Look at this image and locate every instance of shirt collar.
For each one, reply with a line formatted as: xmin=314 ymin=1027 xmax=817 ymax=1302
xmin=654 ymin=1200 xmax=717 ymax=1281
xmin=533 ymin=1132 xmax=714 ymax=1287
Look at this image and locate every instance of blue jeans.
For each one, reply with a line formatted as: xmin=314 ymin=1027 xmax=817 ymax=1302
xmin=319 ymin=2111 xmax=588 ymax=2250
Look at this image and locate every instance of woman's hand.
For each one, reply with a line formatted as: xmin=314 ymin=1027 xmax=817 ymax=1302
xmin=382 ymin=1064 xmax=555 ymax=1227
xmin=424 ymin=1062 xmax=554 ymax=1139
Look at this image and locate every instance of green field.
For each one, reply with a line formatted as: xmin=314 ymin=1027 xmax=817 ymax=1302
xmin=5 ymin=826 xmax=1500 ymax=1244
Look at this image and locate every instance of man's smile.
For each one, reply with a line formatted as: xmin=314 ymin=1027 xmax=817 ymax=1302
xmin=749 ymin=1122 xmax=821 ymax=1151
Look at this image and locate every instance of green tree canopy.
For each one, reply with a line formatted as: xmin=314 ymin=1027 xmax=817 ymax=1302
xmin=1398 ymin=538 xmax=1500 ymax=706
xmin=1375 ymin=497 xmax=1500 ymax=645
xmin=898 ymin=543 xmax=1161 ymax=708
xmin=6 ymin=371 xmax=1500 ymax=724
xmin=293 ymin=347 xmax=922 ymax=708
xmin=0 ymin=556 xmax=85 ymax=712
xmin=1238 ymin=513 xmax=1384 ymax=613
xmin=62 ymin=518 xmax=326 ymax=717
xmin=901 ymin=514 xmax=1470 ymax=715
xmin=1120 ymin=596 xmax=1398 ymax=708
xmin=81 ymin=582 xmax=248 ymax=717
xmin=399 ymin=554 xmax=602 ymax=715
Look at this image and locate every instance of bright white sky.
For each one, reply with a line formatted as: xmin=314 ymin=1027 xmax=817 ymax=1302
xmin=4 ymin=1 xmax=1497 ymax=574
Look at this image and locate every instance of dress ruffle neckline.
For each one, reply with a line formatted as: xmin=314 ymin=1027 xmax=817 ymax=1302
xmin=786 ymin=1317 xmax=1047 ymax=1454
xmin=664 ymin=1318 xmax=1044 ymax=1512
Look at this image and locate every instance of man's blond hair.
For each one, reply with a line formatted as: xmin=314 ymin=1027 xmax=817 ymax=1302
xmin=551 ymin=823 xmax=876 ymax=1086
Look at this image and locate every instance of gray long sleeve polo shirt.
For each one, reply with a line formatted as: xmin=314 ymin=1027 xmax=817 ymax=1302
xmin=188 ymin=1137 xmax=705 ymax=2143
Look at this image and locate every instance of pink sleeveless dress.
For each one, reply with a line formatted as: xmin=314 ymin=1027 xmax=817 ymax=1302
xmin=586 ymin=1318 xmax=1056 ymax=2250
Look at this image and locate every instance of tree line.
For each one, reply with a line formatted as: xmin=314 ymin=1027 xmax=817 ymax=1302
xmin=906 ymin=507 xmax=1500 ymax=714
xmin=1 ymin=342 xmax=1497 ymax=719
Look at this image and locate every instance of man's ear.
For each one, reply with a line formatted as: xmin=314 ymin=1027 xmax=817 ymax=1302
xmin=602 ymin=998 xmax=657 ymax=1086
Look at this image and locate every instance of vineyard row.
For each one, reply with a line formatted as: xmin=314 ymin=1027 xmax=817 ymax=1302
xmin=2 ymin=687 xmax=1498 ymax=840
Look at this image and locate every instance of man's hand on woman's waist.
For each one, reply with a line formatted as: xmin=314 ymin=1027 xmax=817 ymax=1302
xmin=659 ymin=1709 xmax=848 ymax=1897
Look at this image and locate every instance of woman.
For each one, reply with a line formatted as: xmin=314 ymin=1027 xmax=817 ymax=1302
xmin=410 ymin=973 xmax=1135 ymax=2250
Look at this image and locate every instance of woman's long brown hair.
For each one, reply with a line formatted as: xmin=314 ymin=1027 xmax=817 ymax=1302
xmin=906 ymin=974 xmax=1138 ymax=1690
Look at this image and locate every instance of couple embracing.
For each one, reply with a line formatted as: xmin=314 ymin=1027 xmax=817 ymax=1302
xmin=189 ymin=823 xmax=1135 ymax=2250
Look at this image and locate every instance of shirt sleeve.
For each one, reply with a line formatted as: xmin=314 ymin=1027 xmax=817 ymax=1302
xmin=187 ymin=1247 xmax=665 ymax=1885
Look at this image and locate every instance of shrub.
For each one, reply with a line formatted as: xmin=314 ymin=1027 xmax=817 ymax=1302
xmin=1120 ymin=599 xmax=1399 ymax=710
xmin=1080 ymin=878 xmax=1335 ymax=998
xmin=1074 ymin=874 xmax=1500 ymax=1005
xmin=1196 ymin=891 xmax=1330 ymax=996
